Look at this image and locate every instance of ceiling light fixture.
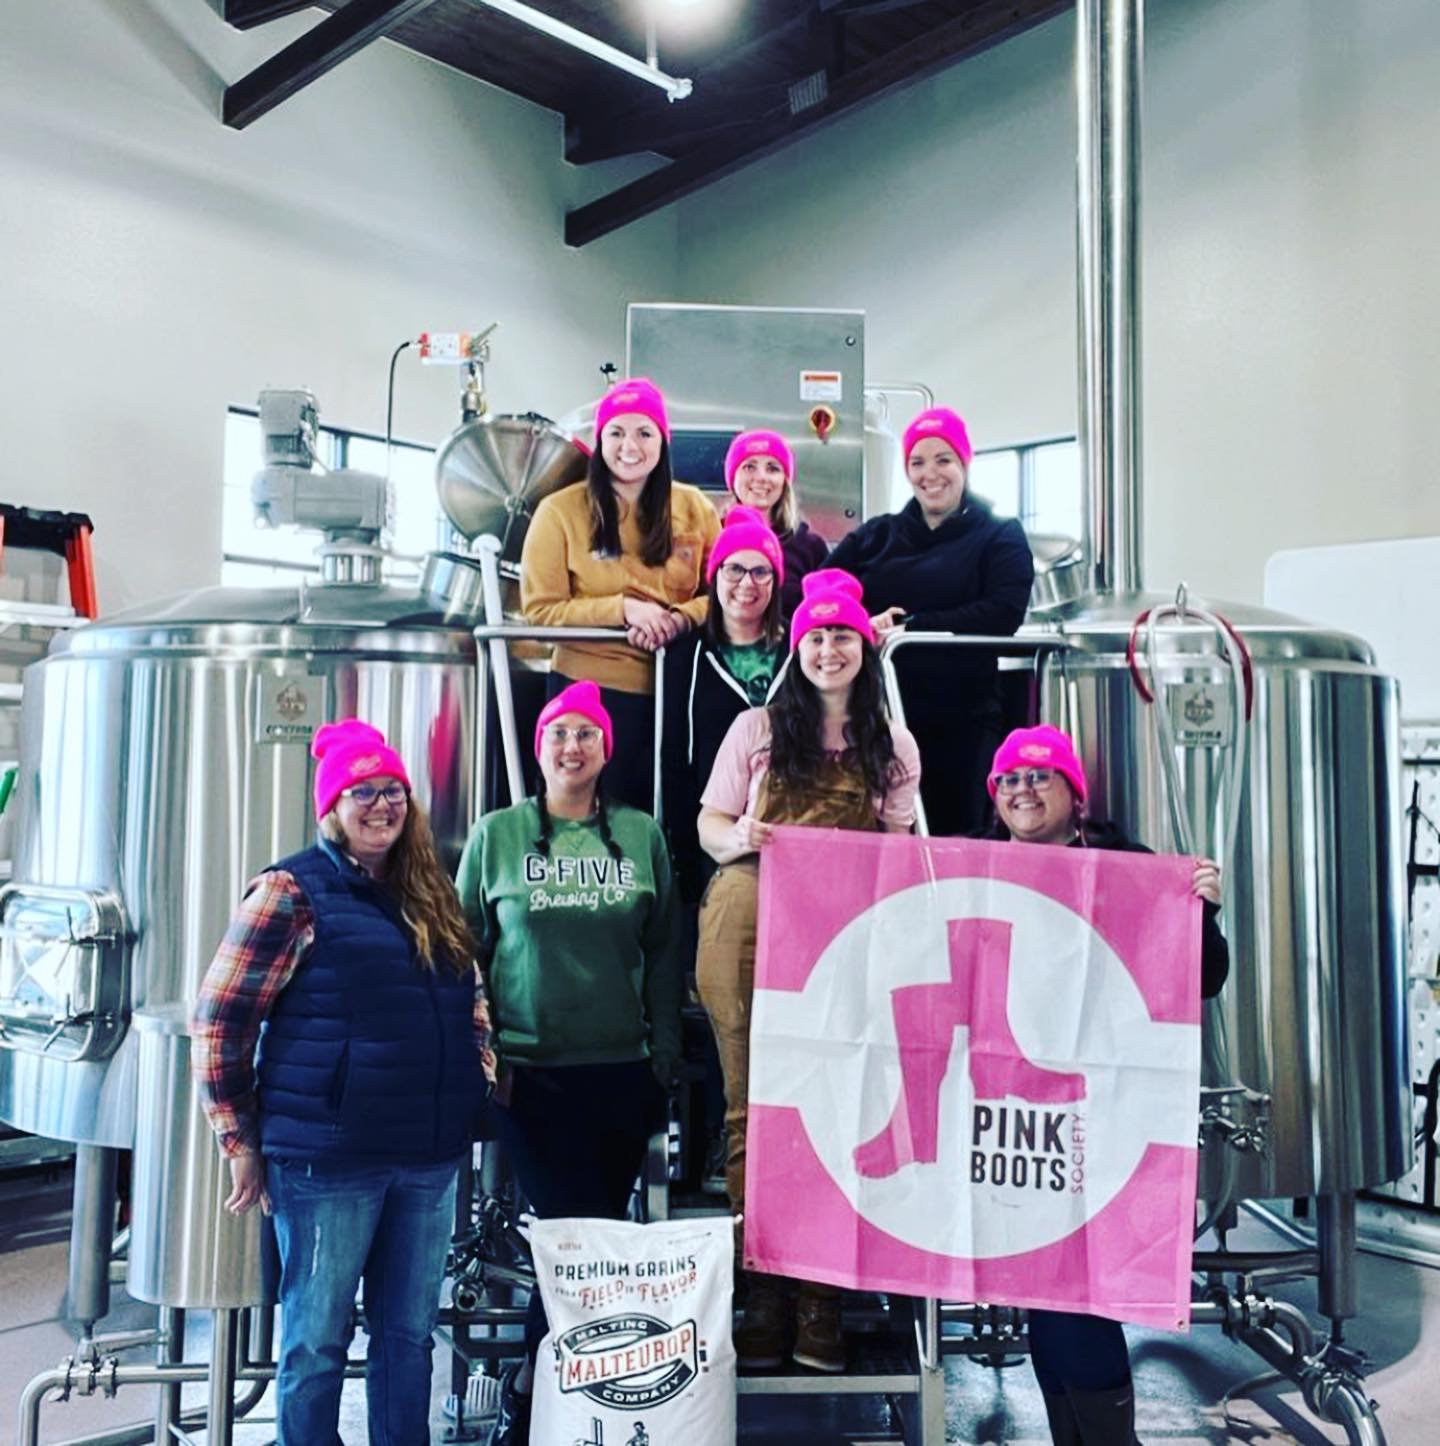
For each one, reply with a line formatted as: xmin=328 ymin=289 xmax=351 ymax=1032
xmin=469 ymin=0 xmax=694 ymax=102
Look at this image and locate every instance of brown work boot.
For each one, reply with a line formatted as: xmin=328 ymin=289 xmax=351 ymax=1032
xmin=734 ymin=1272 xmax=787 ymax=1370
xmin=792 ymin=1283 xmax=845 ymax=1373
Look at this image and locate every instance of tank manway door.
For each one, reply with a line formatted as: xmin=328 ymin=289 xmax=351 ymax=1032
xmin=0 ymin=885 xmax=130 ymax=1062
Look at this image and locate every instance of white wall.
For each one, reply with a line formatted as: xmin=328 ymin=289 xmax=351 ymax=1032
xmin=672 ymin=0 xmax=1440 ymax=606
xmin=0 ymin=1 xmax=677 ymax=611
xmin=8 ymin=0 xmax=1438 ymax=613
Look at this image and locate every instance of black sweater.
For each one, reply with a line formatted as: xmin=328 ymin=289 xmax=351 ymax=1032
xmin=660 ymin=631 xmax=788 ymax=904
xmin=827 ymin=495 xmax=1033 ymax=717
xmin=777 ymin=521 xmax=830 ymax=620
xmin=985 ymin=818 xmax=1231 ymax=998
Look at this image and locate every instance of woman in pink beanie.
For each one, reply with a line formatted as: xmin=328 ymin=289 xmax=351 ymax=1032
xmin=192 ymin=718 xmax=492 ymax=1446
xmin=827 ymin=404 xmax=1034 ymax=837
xmin=724 ymin=428 xmax=828 ymax=618
xmin=455 ymin=679 xmax=683 ymax=1445
xmin=694 ymin=567 xmax=921 ymax=1375
xmin=522 ymin=377 xmax=721 ymax=811
xmin=661 ymin=506 xmax=790 ymax=906
xmin=973 ymin=722 xmax=1229 ymax=1445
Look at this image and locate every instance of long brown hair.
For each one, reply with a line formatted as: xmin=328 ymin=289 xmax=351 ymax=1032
xmin=766 ymin=640 xmax=898 ymax=800
xmin=321 ymin=800 xmax=474 ymax=975
xmin=587 ymin=440 xmax=674 ymax=566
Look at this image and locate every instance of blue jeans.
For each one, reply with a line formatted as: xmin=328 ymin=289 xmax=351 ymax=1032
xmin=267 ymin=1154 xmax=461 ymax=1446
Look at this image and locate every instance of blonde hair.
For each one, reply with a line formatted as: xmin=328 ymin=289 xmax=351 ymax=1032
xmin=320 ymin=800 xmax=474 ymax=975
xmin=767 ymin=486 xmax=799 ymax=537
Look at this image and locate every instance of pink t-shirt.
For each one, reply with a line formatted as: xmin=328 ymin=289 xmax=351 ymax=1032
xmin=700 ymin=706 xmax=921 ymax=830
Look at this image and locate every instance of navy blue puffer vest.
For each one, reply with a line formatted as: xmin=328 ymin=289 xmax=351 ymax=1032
xmin=256 ymin=842 xmax=482 ymax=1162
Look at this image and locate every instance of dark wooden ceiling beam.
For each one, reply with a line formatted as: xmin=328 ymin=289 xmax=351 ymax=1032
xmin=566 ymin=82 xmax=795 ymax=165
xmin=223 ymin=0 xmax=441 ymax=129
xmin=221 ymin=1 xmax=315 ymax=29
xmin=565 ymin=0 xmax=1070 ymax=247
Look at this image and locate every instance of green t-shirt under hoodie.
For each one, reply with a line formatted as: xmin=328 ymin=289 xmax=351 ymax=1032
xmin=455 ymin=798 xmax=683 ymax=1074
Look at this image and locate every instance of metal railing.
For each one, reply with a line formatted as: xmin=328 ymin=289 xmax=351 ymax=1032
xmin=877 ymin=629 xmax=1074 ymax=837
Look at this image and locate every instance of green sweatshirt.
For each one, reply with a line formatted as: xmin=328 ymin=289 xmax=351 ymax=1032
xmin=455 ymin=798 xmax=683 ymax=1074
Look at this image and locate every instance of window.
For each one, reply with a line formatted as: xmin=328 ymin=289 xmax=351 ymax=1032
xmin=970 ymin=437 xmax=1081 ymax=541
xmin=221 ymin=408 xmax=444 ymax=587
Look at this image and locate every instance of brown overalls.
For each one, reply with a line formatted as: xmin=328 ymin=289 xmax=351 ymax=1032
xmin=695 ymin=757 xmax=881 ymax=1217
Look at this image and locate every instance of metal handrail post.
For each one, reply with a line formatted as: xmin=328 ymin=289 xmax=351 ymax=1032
xmin=475 ymin=537 xmax=526 ymax=807
xmin=652 ymin=645 xmax=666 ymax=819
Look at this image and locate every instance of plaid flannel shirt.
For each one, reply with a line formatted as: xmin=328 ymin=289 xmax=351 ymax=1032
xmin=192 ymin=869 xmax=496 ymax=1158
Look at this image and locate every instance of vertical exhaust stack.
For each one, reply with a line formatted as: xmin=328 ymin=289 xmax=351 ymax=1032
xmin=1076 ymin=0 xmax=1144 ymax=597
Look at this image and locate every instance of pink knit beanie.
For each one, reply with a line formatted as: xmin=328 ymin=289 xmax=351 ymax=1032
xmin=534 ymin=679 xmax=615 ymax=761
xmin=312 ymin=720 xmax=412 ymax=820
xmin=987 ymin=725 xmax=1088 ymax=803
xmin=595 ymin=377 xmax=670 ymax=442
xmin=790 ymin=568 xmax=875 ymax=649
xmin=707 ymin=505 xmax=785 ymax=583
xmin=902 ymin=407 xmax=974 ymax=468
xmin=724 ymin=429 xmax=794 ymax=491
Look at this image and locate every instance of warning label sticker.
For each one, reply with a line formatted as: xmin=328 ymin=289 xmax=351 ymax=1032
xmin=800 ymin=370 xmax=842 ymax=402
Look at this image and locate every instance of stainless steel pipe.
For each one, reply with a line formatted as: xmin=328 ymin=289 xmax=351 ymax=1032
xmin=206 ymin=1311 xmax=239 ymax=1446
xmin=153 ymin=1307 xmax=184 ymax=1445
xmin=68 ymin=1146 xmax=119 ymax=1329
xmin=477 ymin=537 xmax=526 ymax=807
xmin=19 ymin=1352 xmax=366 ymax=1446
xmin=1318 ymin=1192 xmax=1358 ymax=1324
xmin=1075 ymin=0 xmax=1144 ymax=594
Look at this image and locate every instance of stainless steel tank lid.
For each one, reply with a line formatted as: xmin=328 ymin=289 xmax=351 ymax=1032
xmin=51 ymin=582 xmax=479 ymax=657
xmin=1022 ymin=589 xmax=1376 ymax=665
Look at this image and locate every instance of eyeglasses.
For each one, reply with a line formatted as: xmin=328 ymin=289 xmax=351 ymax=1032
xmin=545 ymin=725 xmax=604 ymax=748
xmin=993 ymin=768 xmax=1057 ymax=795
xmin=342 ymin=782 xmax=409 ymax=807
xmin=718 ymin=561 xmax=775 ymax=585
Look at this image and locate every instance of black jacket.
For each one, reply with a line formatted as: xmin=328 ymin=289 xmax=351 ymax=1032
xmin=660 ymin=631 xmax=788 ymax=904
xmin=827 ymin=495 xmax=1033 ymax=718
xmin=777 ymin=521 xmax=830 ymax=620
xmin=985 ymin=818 xmax=1230 ymax=998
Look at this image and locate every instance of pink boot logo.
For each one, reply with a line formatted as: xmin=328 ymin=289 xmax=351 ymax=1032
xmin=853 ymin=918 xmax=1086 ymax=1179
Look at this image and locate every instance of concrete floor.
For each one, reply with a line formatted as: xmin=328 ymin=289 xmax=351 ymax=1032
xmin=2 ymin=1163 xmax=1436 ymax=1445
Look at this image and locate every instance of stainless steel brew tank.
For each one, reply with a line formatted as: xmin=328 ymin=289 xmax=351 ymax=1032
xmin=0 ymin=583 xmax=477 ymax=1152
xmin=1035 ymin=592 xmax=1411 ymax=1200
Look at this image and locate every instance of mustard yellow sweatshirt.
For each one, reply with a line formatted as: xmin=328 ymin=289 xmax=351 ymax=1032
xmin=520 ymin=481 xmax=721 ymax=694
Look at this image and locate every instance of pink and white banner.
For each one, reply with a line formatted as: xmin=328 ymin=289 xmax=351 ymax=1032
xmin=744 ymin=827 xmax=1202 ymax=1330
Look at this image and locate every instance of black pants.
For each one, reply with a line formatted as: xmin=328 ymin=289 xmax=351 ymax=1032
xmin=908 ymin=710 xmax=1003 ymax=837
xmin=547 ymin=673 xmax=656 ymax=814
xmin=493 ymin=1061 xmax=665 ymax=1357
xmin=1028 ymin=1308 xmax=1131 ymax=1394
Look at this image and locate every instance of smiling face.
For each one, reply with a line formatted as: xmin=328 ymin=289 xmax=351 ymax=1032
xmin=332 ymin=773 xmax=408 ymax=867
xmin=797 ymin=625 xmax=865 ymax=695
xmin=732 ymin=454 xmax=788 ymax=514
xmin=994 ymin=770 xmax=1078 ymax=846
xmin=906 ymin=436 xmax=968 ymax=523
xmin=715 ymin=547 xmax=776 ymax=634
xmin=600 ymin=412 xmax=663 ymax=486
xmin=537 ymin=710 xmax=607 ymax=799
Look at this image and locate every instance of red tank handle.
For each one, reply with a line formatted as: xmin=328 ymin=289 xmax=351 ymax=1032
xmin=1126 ymin=607 xmax=1255 ymax=719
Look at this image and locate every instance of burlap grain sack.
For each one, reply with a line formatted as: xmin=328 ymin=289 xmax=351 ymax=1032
xmin=529 ymin=1215 xmax=736 ymax=1446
